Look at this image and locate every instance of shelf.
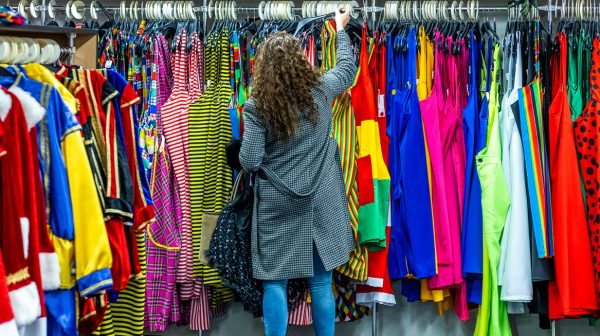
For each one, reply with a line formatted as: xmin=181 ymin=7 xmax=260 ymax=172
xmin=0 ymin=25 xmax=98 ymax=36
xmin=0 ymin=24 xmax=99 ymax=69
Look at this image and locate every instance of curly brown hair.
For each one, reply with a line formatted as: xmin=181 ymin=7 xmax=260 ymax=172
xmin=251 ymin=32 xmax=321 ymax=141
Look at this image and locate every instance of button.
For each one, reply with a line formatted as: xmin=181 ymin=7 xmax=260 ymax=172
xmin=477 ymin=158 xmax=483 ymax=163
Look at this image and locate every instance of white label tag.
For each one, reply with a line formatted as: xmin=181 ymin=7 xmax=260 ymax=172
xmin=105 ymin=60 xmax=113 ymax=68
xmin=378 ymin=94 xmax=385 ymax=118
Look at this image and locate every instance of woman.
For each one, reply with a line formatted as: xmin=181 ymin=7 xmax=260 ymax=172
xmin=238 ymin=7 xmax=357 ymax=336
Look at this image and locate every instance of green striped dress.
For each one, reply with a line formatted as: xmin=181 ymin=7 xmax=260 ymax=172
xmin=188 ymin=29 xmax=234 ymax=304
xmin=321 ymin=22 xmax=368 ymax=281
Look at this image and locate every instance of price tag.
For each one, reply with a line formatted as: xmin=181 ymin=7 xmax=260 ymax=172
xmin=105 ymin=60 xmax=113 ymax=69
xmin=378 ymin=94 xmax=385 ymax=118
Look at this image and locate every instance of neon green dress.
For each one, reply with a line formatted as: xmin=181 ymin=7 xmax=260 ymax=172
xmin=474 ymin=43 xmax=512 ymax=336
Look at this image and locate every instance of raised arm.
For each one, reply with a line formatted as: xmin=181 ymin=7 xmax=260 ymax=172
xmin=321 ymin=8 xmax=357 ymax=100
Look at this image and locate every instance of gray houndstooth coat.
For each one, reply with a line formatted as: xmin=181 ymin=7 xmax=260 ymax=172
xmin=239 ymin=30 xmax=357 ymax=281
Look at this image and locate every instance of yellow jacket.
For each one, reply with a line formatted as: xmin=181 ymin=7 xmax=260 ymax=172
xmin=18 ymin=64 xmax=113 ymax=296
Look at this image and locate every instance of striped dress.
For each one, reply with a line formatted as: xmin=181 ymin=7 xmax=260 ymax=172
xmin=321 ymin=22 xmax=369 ymax=282
xmin=319 ymin=21 xmax=370 ymax=322
xmin=188 ymin=29 xmax=234 ymax=304
xmin=517 ymin=22 xmax=554 ymax=259
xmin=161 ymin=30 xmax=194 ymax=285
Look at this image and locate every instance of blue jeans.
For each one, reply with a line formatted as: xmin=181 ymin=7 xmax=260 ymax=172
xmin=262 ymin=256 xmax=334 ymax=336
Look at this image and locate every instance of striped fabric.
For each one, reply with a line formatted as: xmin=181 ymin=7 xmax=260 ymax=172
xmin=334 ymin=273 xmax=370 ymax=322
xmin=188 ymin=29 xmax=234 ymax=303
xmin=320 ymin=21 xmax=369 ymax=282
xmin=333 ymin=92 xmax=368 ymax=281
xmin=91 ymin=305 xmax=115 ymax=335
xmin=161 ymin=31 xmax=194 ymax=283
xmin=92 ymin=231 xmax=147 ymax=335
xmin=288 ymin=291 xmax=313 ymax=326
xmin=145 ymin=139 xmax=182 ymax=330
xmin=517 ymin=78 xmax=554 ymax=258
xmin=110 ymin=231 xmax=147 ymax=335
xmin=172 ymin=35 xmax=195 ymax=288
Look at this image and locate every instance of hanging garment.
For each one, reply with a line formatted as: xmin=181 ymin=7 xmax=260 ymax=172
xmin=144 ymin=45 xmax=183 ymax=333
xmin=568 ymin=32 xmax=584 ymax=121
xmin=548 ymin=33 xmax=600 ymax=319
xmin=2 ymin=69 xmax=113 ymax=335
xmin=474 ymin=43 xmax=512 ymax=336
xmin=332 ymin=93 xmax=369 ymax=282
xmin=444 ymin=36 xmax=468 ymax=321
xmin=58 ymin=66 xmax=133 ymax=292
xmin=573 ymin=37 xmax=600 ymax=303
xmin=320 ymin=21 xmax=368 ymax=282
xmin=334 ymin=274 xmax=369 ymax=322
xmin=415 ymin=28 xmax=448 ymax=306
xmin=514 ymin=23 xmax=554 ymax=327
xmin=387 ymin=28 xmax=436 ymax=281
xmin=188 ymin=30 xmax=234 ymax=305
xmin=352 ymin=25 xmax=391 ymax=252
xmin=0 ymin=87 xmax=42 ymax=327
xmin=0 ymin=247 xmax=19 ymax=336
xmin=497 ymin=33 xmax=533 ymax=313
xmin=356 ymin=30 xmax=396 ymax=307
xmin=419 ymin=32 xmax=454 ymax=290
xmin=8 ymin=84 xmax=55 ymax=336
xmin=161 ymin=30 xmax=194 ymax=285
xmin=101 ymin=69 xmax=151 ymax=281
xmin=462 ymin=30 xmax=484 ymax=305
xmin=356 ymin=212 xmax=396 ymax=306
xmin=8 ymin=67 xmax=114 ymax=294
xmin=514 ymin=26 xmax=554 ymax=260
xmin=100 ymin=68 xmax=154 ymax=236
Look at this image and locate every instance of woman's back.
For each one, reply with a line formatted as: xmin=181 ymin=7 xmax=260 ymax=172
xmin=239 ymin=29 xmax=356 ymax=197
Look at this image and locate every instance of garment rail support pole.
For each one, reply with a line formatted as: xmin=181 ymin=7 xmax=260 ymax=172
xmin=551 ymin=320 xmax=557 ymax=336
xmin=372 ymin=303 xmax=378 ymax=336
xmin=41 ymin=0 xmax=45 ymax=25
xmin=202 ymin=0 xmax=207 ymax=43
xmin=372 ymin=0 xmax=376 ymax=27
xmin=67 ymin=32 xmax=76 ymax=65
xmin=548 ymin=0 xmax=552 ymax=32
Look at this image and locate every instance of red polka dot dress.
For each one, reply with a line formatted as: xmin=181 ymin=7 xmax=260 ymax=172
xmin=574 ymin=37 xmax=600 ymax=305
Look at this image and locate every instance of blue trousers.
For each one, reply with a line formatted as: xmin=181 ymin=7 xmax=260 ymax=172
xmin=262 ymin=255 xmax=334 ymax=336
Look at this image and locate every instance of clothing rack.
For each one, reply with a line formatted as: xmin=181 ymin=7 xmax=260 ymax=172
xmin=8 ymin=0 xmax=564 ymax=26
xmin=4 ymin=2 xmax=586 ymax=336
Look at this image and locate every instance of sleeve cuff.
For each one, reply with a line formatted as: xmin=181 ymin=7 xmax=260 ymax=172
xmin=104 ymin=197 xmax=134 ymax=223
xmin=133 ymin=205 xmax=155 ymax=232
xmin=77 ymin=268 xmax=113 ymax=298
xmin=39 ymin=252 xmax=61 ymax=291
xmin=0 ymin=319 xmax=18 ymax=336
xmin=9 ymin=282 xmax=41 ymax=326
